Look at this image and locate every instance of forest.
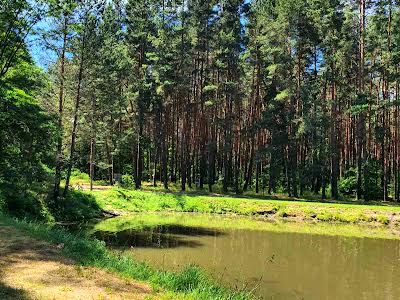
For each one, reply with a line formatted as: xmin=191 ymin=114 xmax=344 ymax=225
xmin=1 ymin=0 xmax=400 ymax=206
xmin=1 ymin=0 xmax=400 ymax=299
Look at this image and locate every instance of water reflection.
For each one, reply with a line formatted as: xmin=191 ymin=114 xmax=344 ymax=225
xmin=94 ymin=225 xmax=224 ymax=249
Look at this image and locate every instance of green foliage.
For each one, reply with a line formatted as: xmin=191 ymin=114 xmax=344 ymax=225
xmin=364 ymin=159 xmax=383 ymax=201
xmin=0 ymin=181 xmax=100 ymax=223
xmin=0 ymin=189 xmax=5 ymax=213
xmin=338 ymin=162 xmax=383 ymax=201
xmin=71 ymin=169 xmax=90 ymax=182
xmin=55 ymin=191 xmax=101 ymax=222
xmin=339 ymin=168 xmax=358 ymax=195
xmin=90 ymin=187 xmax=399 ymax=227
xmin=0 ymin=20 xmax=56 ymax=218
xmin=0 ymin=183 xmax=54 ymax=222
xmin=93 ymin=212 xmax=399 ymax=240
xmin=0 ymin=76 xmax=55 ymax=220
xmin=203 ymin=85 xmax=218 ymax=94
xmin=4 ymin=61 xmax=49 ymax=94
xmin=377 ymin=215 xmax=390 ymax=225
xmin=121 ymin=175 xmax=134 ymax=188
xmin=0 ymin=87 xmax=55 ymax=182
xmin=275 ymin=89 xmax=291 ymax=102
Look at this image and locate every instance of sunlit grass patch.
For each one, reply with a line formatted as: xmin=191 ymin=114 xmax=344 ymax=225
xmin=86 ymin=187 xmax=400 ymax=229
xmin=92 ymin=212 xmax=400 ymax=240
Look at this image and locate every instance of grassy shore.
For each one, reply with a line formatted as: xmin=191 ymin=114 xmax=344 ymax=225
xmin=87 ymin=187 xmax=400 ymax=227
xmin=3 ymin=184 xmax=400 ymax=300
xmin=92 ymin=212 xmax=400 ymax=240
xmin=0 ymin=214 xmax=254 ymax=300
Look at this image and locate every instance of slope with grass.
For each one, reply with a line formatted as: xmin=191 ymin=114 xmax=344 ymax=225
xmin=91 ymin=212 xmax=400 ymax=240
xmin=88 ymin=188 xmax=400 ymax=228
xmin=0 ymin=215 xmax=254 ymax=300
xmin=0 ymin=218 xmax=155 ymax=300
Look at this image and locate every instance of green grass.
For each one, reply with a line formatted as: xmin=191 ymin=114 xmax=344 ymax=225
xmin=0 ymin=214 xmax=254 ymax=300
xmin=88 ymin=187 xmax=400 ymax=227
xmin=92 ymin=212 xmax=400 ymax=240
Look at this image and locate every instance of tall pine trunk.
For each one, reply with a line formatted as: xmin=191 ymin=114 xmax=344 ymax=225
xmin=63 ymin=26 xmax=86 ymax=198
xmin=53 ymin=19 xmax=68 ymax=202
xmin=356 ymin=0 xmax=366 ymax=201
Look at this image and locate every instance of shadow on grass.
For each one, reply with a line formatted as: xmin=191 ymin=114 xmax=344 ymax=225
xmin=0 ymin=283 xmax=30 ymax=300
xmin=0 ymin=228 xmax=32 ymax=300
xmin=94 ymin=224 xmax=224 ymax=249
xmin=54 ymin=189 xmax=103 ymax=223
xmin=0 ymin=216 xmax=254 ymax=300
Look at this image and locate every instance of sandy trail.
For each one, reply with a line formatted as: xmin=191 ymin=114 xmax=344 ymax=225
xmin=0 ymin=220 xmax=156 ymax=300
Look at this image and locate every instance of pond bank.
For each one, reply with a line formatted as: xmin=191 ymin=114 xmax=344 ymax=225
xmin=0 ymin=217 xmax=154 ymax=300
xmin=0 ymin=214 xmax=254 ymax=300
xmin=91 ymin=212 xmax=400 ymax=240
xmin=90 ymin=212 xmax=400 ymax=300
xmin=87 ymin=188 xmax=400 ymax=229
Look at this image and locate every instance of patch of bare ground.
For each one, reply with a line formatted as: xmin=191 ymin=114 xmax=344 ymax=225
xmin=74 ymin=184 xmax=114 ymax=191
xmin=0 ymin=222 xmax=156 ymax=300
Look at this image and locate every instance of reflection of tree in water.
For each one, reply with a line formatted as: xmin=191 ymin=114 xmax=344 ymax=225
xmin=94 ymin=225 xmax=224 ymax=249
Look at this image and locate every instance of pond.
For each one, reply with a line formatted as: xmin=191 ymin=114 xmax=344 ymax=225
xmin=90 ymin=213 xmax=400 ymax=300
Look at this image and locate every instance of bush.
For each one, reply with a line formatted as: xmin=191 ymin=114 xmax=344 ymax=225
xmin=377 ymin=215 xmax=390 ymax=225
xmin=70 ymin=169 xmax=90 ymax=183
xmin=364 ymin=159 xmax=383 ymax=201
xmin=339 ymin=168 xmax=357 ymax=195
xmin=121 ymin=174 xmax=134 ymax=188
xmin=0 ymin=182 xmax=54 ymax=222
xmin=55 ymin=190 xmax=102 ymax=222
xmin=339 ymin=162 xmax=383 ymax=201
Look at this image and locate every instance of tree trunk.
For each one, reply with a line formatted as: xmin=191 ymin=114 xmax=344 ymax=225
xmin=356 ymin=0 xmax=366 ymax=201
xmin=331 ymin=78 xmax=339 ymax=199
xmin=63 ymin=25 xmax=86 ymax=198
xmin=53 ymin=18 xmax=68 ymax=202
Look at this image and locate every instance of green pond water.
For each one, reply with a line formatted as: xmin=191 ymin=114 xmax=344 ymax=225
xmin=91 ymin=213 xmax=400 ymax=300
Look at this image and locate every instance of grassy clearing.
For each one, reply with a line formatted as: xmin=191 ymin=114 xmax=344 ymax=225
xmin=88 ymin=188 xmax=400 ymax=227
xmin=92 ymin=212 xmax=400 ymax=240
xmin=0 ymin=214 xmax=254 ymax=300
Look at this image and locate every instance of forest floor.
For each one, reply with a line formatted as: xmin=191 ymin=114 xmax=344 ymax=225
xmin=0 ymin=219 xmax=156 ymax=300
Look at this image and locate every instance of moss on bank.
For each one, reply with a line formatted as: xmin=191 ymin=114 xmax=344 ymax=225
xmin=0 ymin=214 xmax=254 ymax=300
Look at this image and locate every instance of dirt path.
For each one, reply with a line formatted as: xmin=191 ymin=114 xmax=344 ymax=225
xmin=73 ymin=184 xmax=114 ymax=191
xmin=0 ymin=221 xmax=156 ymax=300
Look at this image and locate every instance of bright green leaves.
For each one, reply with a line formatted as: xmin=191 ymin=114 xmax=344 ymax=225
xmin=275 ymin=89 xmax=291 ymax=102
xmin=0 ymin=86 xmax=56 ymax=185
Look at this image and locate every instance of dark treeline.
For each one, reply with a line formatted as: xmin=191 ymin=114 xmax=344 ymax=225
xmin=1 ymin=0 xmax=400 ymax=205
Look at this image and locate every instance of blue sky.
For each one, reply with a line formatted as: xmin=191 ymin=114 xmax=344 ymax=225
xmin=28 ymin=18 xmax=57 ymax=69
xmin=29 ymin=0 xmax=252 ymax=69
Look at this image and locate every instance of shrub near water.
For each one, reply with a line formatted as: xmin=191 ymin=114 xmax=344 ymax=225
xmin=55 ymin=190 xmax=102 ymax=222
